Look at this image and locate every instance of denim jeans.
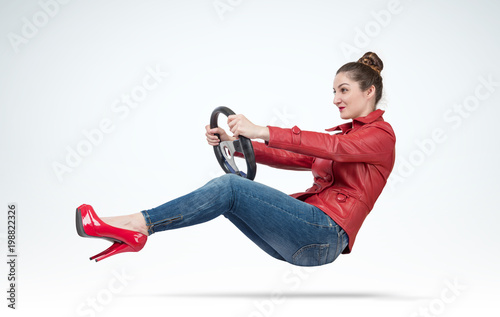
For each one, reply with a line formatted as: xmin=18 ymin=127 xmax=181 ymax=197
xmin=141 ymin=174 xmax=348 ymax=266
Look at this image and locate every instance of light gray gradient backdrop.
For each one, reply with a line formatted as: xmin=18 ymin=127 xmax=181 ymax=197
xmin=1 ymin=0 xmax=499 ymax=316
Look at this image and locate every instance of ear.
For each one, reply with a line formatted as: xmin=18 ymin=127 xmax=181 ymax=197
xmin=365 ymin=85 xmax=376 ymax=100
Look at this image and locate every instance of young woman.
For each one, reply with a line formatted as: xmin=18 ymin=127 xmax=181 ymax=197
xmin=76 ymin=52 xmax=395 ymax=266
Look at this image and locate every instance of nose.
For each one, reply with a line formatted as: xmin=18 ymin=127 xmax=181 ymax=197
xmin=333 ymin=95 xmax=341 ymax=106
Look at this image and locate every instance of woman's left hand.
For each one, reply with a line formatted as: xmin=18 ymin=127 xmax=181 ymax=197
xmin=227 ymin=114 xmax=270 ymax=141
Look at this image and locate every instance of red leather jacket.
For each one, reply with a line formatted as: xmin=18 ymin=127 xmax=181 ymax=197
xmin=252 ymin=109 xmax=395 ymax=253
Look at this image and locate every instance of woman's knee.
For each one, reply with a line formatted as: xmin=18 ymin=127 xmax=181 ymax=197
xmin=206 ymin=174 xmax=229 ymax=186
xmin=211 ymin=173 xmax=246 ymax=190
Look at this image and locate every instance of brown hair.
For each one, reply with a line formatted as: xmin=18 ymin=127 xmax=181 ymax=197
xmin=336 ymin=52 xmax=384 ymax=105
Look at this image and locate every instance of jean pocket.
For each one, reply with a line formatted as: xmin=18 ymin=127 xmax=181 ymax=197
xmin=292 ymin=244 xmax=330 ymax=267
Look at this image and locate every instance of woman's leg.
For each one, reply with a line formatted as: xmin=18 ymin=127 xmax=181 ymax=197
xmin=102 ymin=177 xmax=285 ymax=260
xmin=140 ymin=174 xmax=348 ymax=266
xmin=223 ymin=213 xmax=286 ymax=261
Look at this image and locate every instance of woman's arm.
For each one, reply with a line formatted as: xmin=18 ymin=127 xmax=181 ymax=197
xmin=224 ymin=113 xmax=395 ymax=165
xmin=205 ymin=119 xmax=313 ymax=171
xmin=252 ymin=141 xmax=313 ymax=171
xmin=266 ymin=124 xmax=396 ymax=164
xmin=227 ymin=114 xmax=270 ymax=141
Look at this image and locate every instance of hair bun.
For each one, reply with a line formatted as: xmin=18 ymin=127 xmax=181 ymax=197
xmin=358 ymin=52 xmax=383 ymax=74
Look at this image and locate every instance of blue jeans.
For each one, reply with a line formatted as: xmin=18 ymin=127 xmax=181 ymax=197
xmin=141 ymin=174 xmax=348 ymax=266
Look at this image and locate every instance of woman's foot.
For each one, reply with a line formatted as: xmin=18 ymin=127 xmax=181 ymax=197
xmin=101 ymin=213 xmax=149 ymax=236
xmin=76 ymin=204 xmax=148 ymax=262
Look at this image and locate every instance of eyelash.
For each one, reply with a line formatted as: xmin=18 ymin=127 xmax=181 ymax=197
xmin=333 ymin=88 xmax=348 ymax=94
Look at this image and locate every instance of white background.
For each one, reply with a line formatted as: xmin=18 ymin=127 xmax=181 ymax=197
xmin=1 ymin=0 xmax=499 ymax=316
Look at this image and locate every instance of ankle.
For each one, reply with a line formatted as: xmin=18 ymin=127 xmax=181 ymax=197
xmin=132 ymin=213 xmax=149 ymax=236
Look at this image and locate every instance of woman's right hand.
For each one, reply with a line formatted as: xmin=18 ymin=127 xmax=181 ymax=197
xmin=205 ymin=125 xmax=236 ymax=146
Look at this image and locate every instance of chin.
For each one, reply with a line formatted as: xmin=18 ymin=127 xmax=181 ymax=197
xmin=339 ymin=113 xmax=350 ymax=120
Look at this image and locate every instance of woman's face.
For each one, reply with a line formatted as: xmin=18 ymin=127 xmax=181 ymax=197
xmin=333 ymin=72 xmax=375 ymax=120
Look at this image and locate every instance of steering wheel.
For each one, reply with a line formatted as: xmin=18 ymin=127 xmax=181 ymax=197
xmin=210 ymin=106 xmax=257 ymax=180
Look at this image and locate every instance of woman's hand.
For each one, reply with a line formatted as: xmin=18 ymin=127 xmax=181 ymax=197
xmin=227 ymin=114 xmax=270 ymax=141
xmin=205 ymin=114 xmax=269 ymax=146
xmin=205 ymin=125 xmax=235 ymax=146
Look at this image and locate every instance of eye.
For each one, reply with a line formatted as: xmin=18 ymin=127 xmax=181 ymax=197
xmin=341 ymin=88 xmax=348 ymax=93
xmin=333 ymin=90 xmax=336 ymax=95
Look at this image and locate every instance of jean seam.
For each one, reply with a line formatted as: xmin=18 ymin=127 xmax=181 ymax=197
xmin=292 ymin=244 xmax=329 ymax=266
xmin=343 ymin=232 xmax=346 ymax=252
xmin=149 ymin=215 xmax=183 ymax=225
xmin=226 ymin=175 xmax=237 ymax=214
xmin=333 ymin=230 xmax=341 ymax=259
xmin=148 ymin=215 xmax=184 ymax=234
xmin=141 ymin=210 xmax=155 ymax=235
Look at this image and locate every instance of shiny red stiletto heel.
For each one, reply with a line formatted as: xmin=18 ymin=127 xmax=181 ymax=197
xmin=76 ymin=204 xmax=147 ymax=262
xmin=90 ymin=242 xmax=136 ymax=262
xmin=89 ymin=242 xmax=122 ymax=261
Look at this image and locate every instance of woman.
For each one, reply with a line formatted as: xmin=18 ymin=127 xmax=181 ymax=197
xmin=76 ymin=52 xmax=395 ymax=266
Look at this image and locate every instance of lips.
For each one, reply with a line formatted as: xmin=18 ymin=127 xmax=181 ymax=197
xmin=339 ymin=107 xmax=345 ymax=112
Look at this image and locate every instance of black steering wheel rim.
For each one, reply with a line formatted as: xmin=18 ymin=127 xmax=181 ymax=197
xmin=210 ymin=106 xmax=256 ymax=180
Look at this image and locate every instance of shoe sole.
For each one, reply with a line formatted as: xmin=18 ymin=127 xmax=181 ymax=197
xmin=76 ymin=208 xmax=89 ymax=238
xmin=75 ymin=207 xmax=122 ymax=243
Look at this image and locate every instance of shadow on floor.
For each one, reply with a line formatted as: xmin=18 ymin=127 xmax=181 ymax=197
xmin=124 ymin=292 xmax=428 ymax=301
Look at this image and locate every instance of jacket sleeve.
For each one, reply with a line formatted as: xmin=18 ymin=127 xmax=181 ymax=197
xmin=266 ymin=123 xmax=395 ymax=164
xmin=251 ymin=141 xmax=314 ymax=171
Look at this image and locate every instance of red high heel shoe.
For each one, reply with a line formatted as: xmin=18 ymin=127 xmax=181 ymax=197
xmin=76 ymin=204 xmax=147 ymax=262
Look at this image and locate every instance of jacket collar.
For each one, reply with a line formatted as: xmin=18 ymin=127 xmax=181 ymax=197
xmin=325 ymin=109 xmax=385 ymax=133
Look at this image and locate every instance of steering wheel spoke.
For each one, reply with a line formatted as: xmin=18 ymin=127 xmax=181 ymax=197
xmin=219 ymin=140 xmax=240 ymax=173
